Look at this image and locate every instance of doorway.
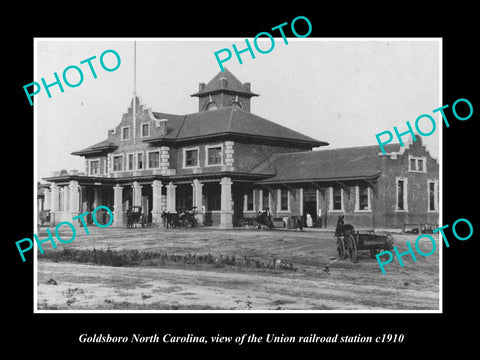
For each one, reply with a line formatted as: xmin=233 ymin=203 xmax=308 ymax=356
xmin=303 ymin=188 xmax=317 ymax=227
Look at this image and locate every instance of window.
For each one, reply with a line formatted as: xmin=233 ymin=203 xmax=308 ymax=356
xmin=113 ymin=155 xmax=123 ymax=172
xmin=90 ymin=160 xmax=99 ymax=175
xmin=244 ymin=191 xmax=254 ymax=212
xmin=409 ymin=156 xmax=426 ymax=172
xmin=121 ymin=126 xmax=130 ymax=140
xmin=397 ymin=180 xmax=404 ymax=210
xmin=279 ymin=189 xmax=289 ymax=211
xmin=397 ymin=178 xmax=408 ymax=211
xmin=417 ymin=159 xmax=424 ymax=172
xmin=127 ymin=154 xmax=134 ymax=171
xmin=333 ymin=187 xmax=342 ymax=210
xmin=102 ymin=158 xmax=108 ymax=175
xmin=356 ymin=185 xmax=371 ymax=211
xmin=148 ymin=151 xmax=160 ymax=169
xmin=328 ymin=186 xmax=344 ymax=211
xmin=137 ymin=153 xmax=143 ymax=170
xmin=207 ymin=146 xmax=222 ymax=166
xmin=428 ymin=180 xmax=438 ymax=211
xmin=206 ymin=102 xmax=218 ymax=111
xmin=410 ymin=158 xmax=416 ymax=171
xmin=184 ymin=148 xmax=199 ymax=167
xmin=141 ymin=123 xmax=150 ymax=137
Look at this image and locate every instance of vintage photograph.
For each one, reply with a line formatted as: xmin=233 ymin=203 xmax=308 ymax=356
xmin=35 ymin=38 xmax=441 ymax=312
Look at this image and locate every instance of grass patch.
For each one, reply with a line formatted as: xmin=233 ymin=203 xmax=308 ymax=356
xmin=39 ymin=248 xmax=297 ymax=272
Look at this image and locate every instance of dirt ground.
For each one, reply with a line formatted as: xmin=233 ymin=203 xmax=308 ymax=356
xmin=36 ymin=226 xmax=440 ymax=311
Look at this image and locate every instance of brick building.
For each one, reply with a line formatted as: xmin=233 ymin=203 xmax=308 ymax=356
xmin=42 ymin=69 xmax=439 ymax=230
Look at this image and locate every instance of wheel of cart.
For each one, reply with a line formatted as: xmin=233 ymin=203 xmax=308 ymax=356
xmin=346 ymin=232 xmax=358 ymax=263
xmin=337 ymin=235 xmax=346 ymax=260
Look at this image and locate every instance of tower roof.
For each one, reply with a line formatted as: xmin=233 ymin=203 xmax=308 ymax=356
xmin=190 ymin=68 xmax=259 ymax=97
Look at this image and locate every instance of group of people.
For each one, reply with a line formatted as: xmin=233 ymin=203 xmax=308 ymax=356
xmin=256 ymin=208 xmax=315 ymax=231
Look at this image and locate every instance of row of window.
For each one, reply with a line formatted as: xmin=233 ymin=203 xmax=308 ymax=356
xmin=89 ymin=145 xmax=225 ymax=175
xmin=243 ymin=186 xmax=371 ymax=213
xmin=121 ymin=123 xmax=150 ymax=141
xmin=243 ymin=181 xmax=439 ymax=214
xmin=408 ymin=155 xmax=426 ymax=172
xmin=184 ymin=145 xmax=223 ymax=167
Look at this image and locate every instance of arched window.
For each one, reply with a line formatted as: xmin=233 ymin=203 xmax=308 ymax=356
xmin=231 ymin=101 xmax=242 ymax=109
xmin=206 ymin=102 xmax=218 ymax=111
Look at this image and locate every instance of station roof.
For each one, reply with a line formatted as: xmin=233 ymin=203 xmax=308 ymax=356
xmin=252 ymin=143 xmax=402 ymax=184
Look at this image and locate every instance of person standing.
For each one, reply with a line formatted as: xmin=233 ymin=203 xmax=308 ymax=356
xmin=306 ymin=212 xmax=313 ymax=227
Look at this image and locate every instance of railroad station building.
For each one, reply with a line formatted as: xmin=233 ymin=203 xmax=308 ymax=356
xmin=41 ymin=69 xmax=439 ymax=230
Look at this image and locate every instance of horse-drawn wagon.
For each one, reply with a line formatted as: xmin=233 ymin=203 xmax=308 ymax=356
xmin=335 ymin=215 xmax=394 ymax=263
xmin=126 ymin=206 xmax=146 ymax=228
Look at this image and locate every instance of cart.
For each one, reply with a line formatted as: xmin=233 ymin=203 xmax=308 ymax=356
xmin=336 ymin=230 xmax=394 ymax=263
xmin=126 ymin=206 xmax=145 ymax=228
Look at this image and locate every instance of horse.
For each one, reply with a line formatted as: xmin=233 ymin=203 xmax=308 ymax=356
xmin=334 ymin=215 xmax=355 ymax=238
xmin=161 ymin=211 xmax=178 ymax=229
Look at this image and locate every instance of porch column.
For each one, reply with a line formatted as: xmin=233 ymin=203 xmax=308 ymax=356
xmin=93 ymin=187 xmax=103 ymax=224
xmin=63 ymin=186 xmax=70 ymax=212
xmin=44 ymin=189 xmax=51 ymax=210
xmin=219 ymin=177 xmax=233 ymax=229
xmin=113 ymin=184 xmax=123 ymax=227
xmin=93 ymin=188 xmax=102 ymax=208
xmin=166 ymin=182 xmax=177 ymax=213
xmin=132 ymin=181 xmax=142 ymax=207
xmin=151 ymin=180 xmax=163 ymax=225
xmin=50 ymin=183 xmax=60 ymax=225
xmin=192 ymin=179 xmax=204 ymax=226
xmin=69 ymin=180 xmax=80 ymax=220
xmin=50 ymin=183 xmax=59 ymax=211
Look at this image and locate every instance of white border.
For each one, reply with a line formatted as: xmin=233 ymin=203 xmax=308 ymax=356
xmin=33 ymin=37 xmax=443 ymax=314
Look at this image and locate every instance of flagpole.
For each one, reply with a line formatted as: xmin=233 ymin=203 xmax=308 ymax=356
xmin=133 ymin=41 xmax=137 ymax=144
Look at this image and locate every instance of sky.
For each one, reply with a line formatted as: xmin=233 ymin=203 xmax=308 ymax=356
xmin=35 ymin=38 xmax=441 ymax=180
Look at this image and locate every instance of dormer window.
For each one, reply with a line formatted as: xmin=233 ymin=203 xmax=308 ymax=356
xmin=408 ymin=155 xmax=426 ymax=172
xmin=206 ymin=102 xmax=218 ymax=111
xmin=89 ymin=160 xmax=99 ymax=175
xmin=141 ymin=123 xmax=150 ymax=137
xmin=121 ymin=126 xmax=130 ymax=141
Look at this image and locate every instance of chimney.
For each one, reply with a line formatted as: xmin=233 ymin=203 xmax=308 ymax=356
xmin=156 ymin=118 xmax=168 ymax=136
xmin=244 ymin=82 xmax=251 ymax=92
xmin=199 ymin=83 xmax=205 ymax=91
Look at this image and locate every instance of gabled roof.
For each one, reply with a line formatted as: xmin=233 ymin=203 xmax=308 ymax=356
xmin=190 ymin=68 xmax=258 ymax=97
xmin=145 ymin=106 xmax=327 ymax=148
xmin=253 ymin=143 xmax=402 ymax=183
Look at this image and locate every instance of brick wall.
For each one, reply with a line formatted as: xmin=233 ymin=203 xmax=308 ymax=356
xmin=234 ymin=142 xmax=304 ymax=172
